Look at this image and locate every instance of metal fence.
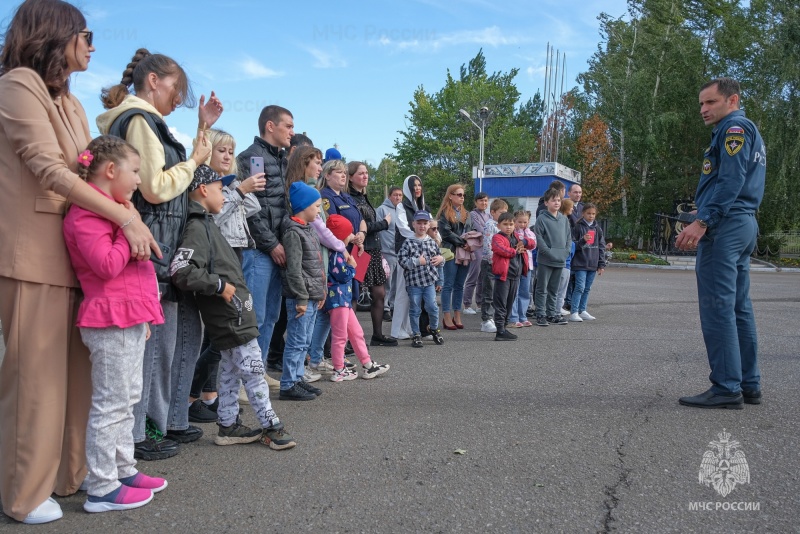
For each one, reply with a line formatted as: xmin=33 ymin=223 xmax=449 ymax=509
xmin=761 ymin=232 xmax=800 ymax=257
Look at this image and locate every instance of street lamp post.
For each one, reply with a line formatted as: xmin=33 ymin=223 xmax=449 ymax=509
xmin=459 ymin=107 xmax=490 ymax=192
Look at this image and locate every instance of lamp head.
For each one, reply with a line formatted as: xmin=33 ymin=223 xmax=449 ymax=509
xmin=459 ymin=109 xmax=471 ymax=120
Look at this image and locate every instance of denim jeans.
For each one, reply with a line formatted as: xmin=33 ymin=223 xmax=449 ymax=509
xmin=242 ymin=248 xmax=283 ymax=363
xmin=190 ymin=330 xmax=220 ymax=398
xmin=572 ymin=270 xmax=597 ymax=314
xmin=281 ymin=299 xmax=318 ymax=390
xmin=407 ymin=284 xmax=439 ymax=336
xmin=308 ymin=309 xmax=331 ymax=366
xmin=441 ymin=259 xmax=469 ymax=313
xmin=166 ymin=295 xmax=203 ymax=432
xmin=508 ymin=271 xmax=531 ymax=324
xmin=133 ymin=301 xmax=177 ymax=442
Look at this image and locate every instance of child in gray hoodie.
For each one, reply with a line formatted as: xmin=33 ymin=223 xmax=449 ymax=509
xmin=533 ymin=187 xmax=572 ymax=326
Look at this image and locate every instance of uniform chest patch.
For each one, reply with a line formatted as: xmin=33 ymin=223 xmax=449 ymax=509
xmin=322 ymin=198 xmax=330 ymax=212
xmin=725 ymin=135 xmax=745 ymax=156
xmin=703 ymin=159 xmax=712 ymax=174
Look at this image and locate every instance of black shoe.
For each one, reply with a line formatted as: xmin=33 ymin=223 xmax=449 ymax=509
xmin=678 ymin=389 xmax=744 ymax=410
xmin=166 ymin=425 xmax=204 ymax=443
xmin=134 ymin=437 xmax=179 ymax=461
xmin=547 ymin=315 xmax=568 ymax=325
xmin=495 ymin=329 xmax=518 ymax=341
xmin=296 ymin=380 xmax=322 ymax=396
xmin=188 ymin=399 xmax=217 ymax=423
xmin=279 ymin=383 xmax=317 ymax=401
xmin=266 ymin=360 xmax=283 ymax=372
xmin=742 ymin=389 xmax=762 ymax=405
xmin=563 ymin=303 xmax=571 ymax=311
xmin=411 ymin=335 xmax=423 ymax=348
xmin=344 ymin=341 xmax=355 ymax=355
xmin=536 ymin=316 xmax=548 ymax=327
xmin=525 ymin=307 xmax=536 ymax=318
xmin=370 ymin=334 xmax=398 ymax=347
xmin=383 ymin=310 xmax=392 ymax=322
xmin=429 ymin=327 xmax=444 ymax=345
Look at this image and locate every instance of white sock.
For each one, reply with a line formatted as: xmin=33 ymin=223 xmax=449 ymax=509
xmin=202 ymin=397 xmax=217 ymax=406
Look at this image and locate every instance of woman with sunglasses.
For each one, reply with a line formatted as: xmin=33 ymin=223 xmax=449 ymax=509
xmin=436 ymin=184 xmax=471 ymax=329
xmin=0 ymin=0 xmax=158 ymax=524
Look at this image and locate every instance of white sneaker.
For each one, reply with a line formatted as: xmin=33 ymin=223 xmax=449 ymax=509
xmin=302 ymin=368 xmax=322 ymax=383
xmin=579 ymin=311 xmax=596 ymax=321
xmin=22 ymin=497 xmax=63 ymax=524
xmin=480 ymin=320 xmax=497 ymax=333
xmin=560 ymin=308 xmax=569 ymax=315
xmin=568 ymin=313 xmax=583 ymax=322
xmin=309 ymin=360 xmax=334 ymax=374
xmin=330 ymin=367 xmax=357 ymax=382
xmin=463 ymin=307 xmax=477 ymax=315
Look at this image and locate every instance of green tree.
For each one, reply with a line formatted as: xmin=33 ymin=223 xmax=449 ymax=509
xmin=391 ymin=50 xmax=542 ymax=211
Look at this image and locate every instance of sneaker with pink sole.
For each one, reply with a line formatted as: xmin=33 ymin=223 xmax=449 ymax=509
xmin=83 ymin=485 xmax=153 ymax=513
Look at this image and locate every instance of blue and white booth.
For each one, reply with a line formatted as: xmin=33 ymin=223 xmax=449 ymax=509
xmin=473 ymin=162 xmax=581 ymax=221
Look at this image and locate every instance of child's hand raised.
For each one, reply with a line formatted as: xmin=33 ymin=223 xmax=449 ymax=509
xmin=219 ymin=282 xmax=236 ymax=302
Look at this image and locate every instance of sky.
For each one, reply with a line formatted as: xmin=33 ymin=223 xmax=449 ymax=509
xmin=59 ymin=0 xmax=630 ymax=168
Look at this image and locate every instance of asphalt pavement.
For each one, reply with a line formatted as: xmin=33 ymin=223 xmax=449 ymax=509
xmin=0 ymin=267 xmax=798 ymax=533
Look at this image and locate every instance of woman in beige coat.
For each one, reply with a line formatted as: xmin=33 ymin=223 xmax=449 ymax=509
xmin=0 ymin=0 xmax=157 ymax=524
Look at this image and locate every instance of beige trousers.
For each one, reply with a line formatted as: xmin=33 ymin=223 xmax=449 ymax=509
xmin=0 ymin=277 xmax=90 ymax=521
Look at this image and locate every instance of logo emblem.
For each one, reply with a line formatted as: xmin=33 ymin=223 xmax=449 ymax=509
xmin=725 ymin=135 xmax=745 ymax=156
xmin=702 ymin=159 xmax=712 ymax=174
xmin=322 ymin=198 xmax=330 ymax=212
xmin=699 ymin=429 xmax=750 ymax=497
xmin=726 ymin=126 xmax=744 ymax=135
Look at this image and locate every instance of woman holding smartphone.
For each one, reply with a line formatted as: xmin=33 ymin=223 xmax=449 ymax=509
xmin=97 ymin=48 xmax=222 ymax=460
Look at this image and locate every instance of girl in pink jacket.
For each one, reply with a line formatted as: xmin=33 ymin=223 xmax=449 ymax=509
xmin=63 ymin=136 xmax=166 ymax=513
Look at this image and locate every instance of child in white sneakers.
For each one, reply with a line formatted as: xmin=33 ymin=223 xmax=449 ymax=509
xmin=479 ymin=199 xmax=508 ymax=332
xmin=569 ymin=203 xmax=606 ymax=322
xmin=325 ymin=215 xmax=391 ymax=381
xmin=64 ymin=136 xmax=166 ymax=512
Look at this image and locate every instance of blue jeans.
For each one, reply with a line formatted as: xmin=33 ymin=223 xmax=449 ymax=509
xmin=308 ymin=309 xmax=331 ymax=366
xmin=242 ymin=248 xmax=283 ymax=363
xmin=572 ymin=270 xmax=597 ymax=314
xmin=281 ymin=299 xmax=318 ymax=390
xmin=407 ymin=285 xmax=439 ymax=336
xmin=696 ymin=213 xmax=759 ymax=395
xmin=441 ymin=259 xmax=469 ymax=313
xmin=509 ymin=271 xmax=531 ymax=324
xmin=166 ymin=295 xmax=203 ymax=432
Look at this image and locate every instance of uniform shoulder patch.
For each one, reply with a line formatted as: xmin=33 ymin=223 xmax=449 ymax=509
xmin=724 ymin=135 xmax=745 ymax=156
xmin=703 ymin=159 xmax=712 ymax=174
xmin=726 ymin=126 xmax=744 ymax=135
xmin=322 ymin=198 xmax=330 ymax=212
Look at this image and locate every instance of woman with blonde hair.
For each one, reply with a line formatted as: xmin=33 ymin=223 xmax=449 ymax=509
xmin=436 ymin=184 xmax=470 ymax=329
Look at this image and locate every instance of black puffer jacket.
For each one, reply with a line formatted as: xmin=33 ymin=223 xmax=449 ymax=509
xmin=236 ymin=136 xmax=288 ymax=253
xmin=348 ymin=188 xmax=389 ymax=251
xmin=108 ymin=109 xmax=188 ymax=301
xmin=170 ymin=202 xmax=259 ymax=350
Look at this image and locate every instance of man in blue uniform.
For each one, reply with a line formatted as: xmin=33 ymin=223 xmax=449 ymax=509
xmin=676 ymin=77 xmax=766 ymax=410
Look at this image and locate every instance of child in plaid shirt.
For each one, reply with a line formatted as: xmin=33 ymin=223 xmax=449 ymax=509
xmin=397 ymin=211 xmax=445 ymax=348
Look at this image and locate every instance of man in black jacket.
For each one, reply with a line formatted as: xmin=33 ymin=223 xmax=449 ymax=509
xmin=236 ymin=106 xmax=294 ymax=364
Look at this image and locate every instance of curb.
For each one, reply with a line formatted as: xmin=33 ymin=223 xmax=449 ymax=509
xmin=610 ymin=262 xmax=800 ymax=273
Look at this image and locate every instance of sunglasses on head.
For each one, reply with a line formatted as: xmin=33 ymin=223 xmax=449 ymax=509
xmin=79 ymin=30 xmax=93 ymax=47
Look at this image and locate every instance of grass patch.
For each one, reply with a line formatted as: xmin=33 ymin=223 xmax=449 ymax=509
xmin=608 ymin=249 xmax=670 ymax=266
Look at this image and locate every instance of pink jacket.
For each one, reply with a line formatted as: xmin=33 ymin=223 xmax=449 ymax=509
xmin=63 ymin=185 xmax=164 ymax=328
xmin=514 ymin=228 xmax=537 ymax=270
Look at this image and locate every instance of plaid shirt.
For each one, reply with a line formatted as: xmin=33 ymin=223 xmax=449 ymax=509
xmin=397 ymin=235 xmax=440 ymax=288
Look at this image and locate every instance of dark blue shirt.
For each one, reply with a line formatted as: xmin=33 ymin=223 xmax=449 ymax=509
xmin=321 ymin=187 xmax=363 ymax=235
xmin=695 ymin=110 xmax=766 ymax=229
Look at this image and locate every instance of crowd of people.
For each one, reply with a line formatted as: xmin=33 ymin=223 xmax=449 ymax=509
xmin=0 ymin=0 xmax=613 ymax=524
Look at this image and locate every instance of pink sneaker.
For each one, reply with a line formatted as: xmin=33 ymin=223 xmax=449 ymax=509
xmin=120 ymin=473 xmax=168 ymax=493
xmin=521 ymin=320 xmax=533 ymax=327
xmin=83 ymin=485 xmax=153 ymax=513
xmin=508 ymin=322 xmax=523 ymax=328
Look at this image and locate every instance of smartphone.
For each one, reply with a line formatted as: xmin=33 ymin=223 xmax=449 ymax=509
xmin=150 ymin=242 xmax=172 ymax=267
xmin=250 ymin=156 xmax=264 ymax=175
